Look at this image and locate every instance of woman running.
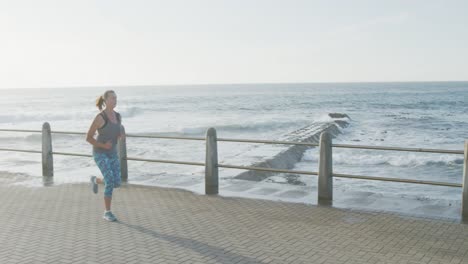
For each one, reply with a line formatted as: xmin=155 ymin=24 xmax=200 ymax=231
xmin=86 ymin=90 xmax=123 ymax=222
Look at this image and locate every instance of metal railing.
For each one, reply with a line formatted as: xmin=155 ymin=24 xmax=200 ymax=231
xmin=0 ymin=123 xmax=467 ymax=220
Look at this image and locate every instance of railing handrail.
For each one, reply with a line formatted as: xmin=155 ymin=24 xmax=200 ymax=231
xmin=52 ymin=151 xmax=93 ymax=158
xmin=0 ymin=146 xmax=461 ymax=188
xmin=127 ymin=134 xmax=205 ymax=141
xmin=332 ymin=172 xmax=462 ymax=188
xmin=50 ymin=131 xmax=86 ymax=135
xmin=218 ymin=163 xmax=318 ymax=176
xmin=0 ymin=129 xmax=42 ymax=133
xmin=0 ymin=128 xmax=463 ymax=155
xmin=126 ymin=157 xmax=205 ymax=167
xmin=218 ymin=138 xmax=319 ymax=146
xmin=0 ymin=128 xmax=463 ymax=186
xmin=0 ymin=148 xmax=42 ymax=154
xmin=332 ymin=143 xmax=464 ymax=155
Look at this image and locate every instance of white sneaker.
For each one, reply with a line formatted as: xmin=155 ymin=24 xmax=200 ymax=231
xmin=103 ymin=211 xmax=117 ymax=222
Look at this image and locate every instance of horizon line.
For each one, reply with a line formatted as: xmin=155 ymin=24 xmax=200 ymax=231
xmin=1 ymin=80 xmax=468 ymax=90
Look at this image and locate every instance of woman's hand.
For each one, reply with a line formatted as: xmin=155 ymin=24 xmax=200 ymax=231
xmin=102 ymin=140 xmax=113 ymax=150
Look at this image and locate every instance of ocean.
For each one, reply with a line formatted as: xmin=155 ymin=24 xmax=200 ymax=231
xmin=0 ymin=82 xmax=466 ymax=219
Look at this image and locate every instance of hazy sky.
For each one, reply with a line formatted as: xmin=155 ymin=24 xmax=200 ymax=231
xmin=0 ymin=0 xmax=467 ymax=89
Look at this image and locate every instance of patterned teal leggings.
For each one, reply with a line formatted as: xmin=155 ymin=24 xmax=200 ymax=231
xmin=93 ymin=152 xmax=121 ymax=197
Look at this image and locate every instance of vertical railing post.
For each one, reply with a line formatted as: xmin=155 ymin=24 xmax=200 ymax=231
xmin=318 ymin=132 xmax=333 ymax=205
xmin=118 ymin=125 xmax=128 ymax=182
xmin=205 ymin=128 xmax=218 ymax=195
xmin=42 ymin=122 xmax=53 ymax=177
xmin=462 ymin=140 xmax=468 ymax=221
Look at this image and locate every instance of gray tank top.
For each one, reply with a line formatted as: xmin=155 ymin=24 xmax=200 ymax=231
xmin=93 ymin=111 xmax=121 ymax=154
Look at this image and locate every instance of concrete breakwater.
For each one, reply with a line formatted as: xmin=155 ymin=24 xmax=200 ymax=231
xmin=233 ymin=113 xmax=350 ymax=181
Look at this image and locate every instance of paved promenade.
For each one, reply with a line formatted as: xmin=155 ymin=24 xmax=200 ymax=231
xmin=0 ymin=179 xmax=467 ymax=264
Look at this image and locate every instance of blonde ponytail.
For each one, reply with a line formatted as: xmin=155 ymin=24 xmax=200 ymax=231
xmin=95 ymin=90 xmax=115 ymax=110
xmin=96 ymin=96 xmax=105 ymax=110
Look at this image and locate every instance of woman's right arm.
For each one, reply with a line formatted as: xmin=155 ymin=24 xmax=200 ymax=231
xmin=86 ymin=115 xmax=112 ymax=150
